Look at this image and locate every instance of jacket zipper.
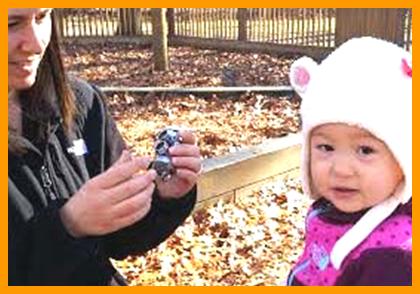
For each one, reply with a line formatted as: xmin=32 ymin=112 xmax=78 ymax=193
xmin=39 ymin=120 xmax=62 ymax=201
xmin=40 ymin=165 xmax=57 ymax=200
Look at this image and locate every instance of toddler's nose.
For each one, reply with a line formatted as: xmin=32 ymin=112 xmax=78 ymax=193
xmin=331 ymin=155 xmax=355 ymax=178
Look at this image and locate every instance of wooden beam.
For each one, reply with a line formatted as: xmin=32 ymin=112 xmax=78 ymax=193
xmin=100 ymin=85 xmax=294 ymax=94
xmin=170 ymin=36 xmax=331 ymax=59
xmin=196 ymin=133 xmax=301 ymax=209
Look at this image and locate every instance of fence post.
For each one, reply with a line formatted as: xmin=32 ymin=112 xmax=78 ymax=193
xmin=118 ymin=8 xmax=142 ymax=36
xmin=151 ymin=8 xmax=169 ymax=71
xmin=335 ymin=8 xmax=406 ymax=46
xmin=395 ymin=9 xmax=408 ymax=47
xmin=237 ymin=8 xmax=248 ymax=41
xmin=167 ymin=8 xmax=175 ymax=38
xmin=53 ymin=9 xmax=64 ymax=39
xmin=118 ymin=9 xmax=128 ymax=35
xmin=403 ymin=9 xmax=412 ymax=50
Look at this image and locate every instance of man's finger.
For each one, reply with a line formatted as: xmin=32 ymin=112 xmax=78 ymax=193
xmin=169 ymin=144 xmax=200 ymax=157
xmin=91 ymin=156 xmax=152 ymax=188
xmin=107 ymin=169 xmax=156 ymax=204
xmin=112 ymin=182 xmax=155 ymax=219
xmin=177 ymin=130 xmax=196 ymax=145
xmin=114 ymin=150 xmax=133 ymax=166
xmin=172 ymin=169 xmax=198 ymax=186
xmin=172 ymin=157 xmax=202 ymax=173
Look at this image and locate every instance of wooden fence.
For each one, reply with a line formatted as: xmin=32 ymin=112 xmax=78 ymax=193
xmin=55 ymin=8 xmax=412 ymax=56
xmin=403 ymin=9 xmax=412 ymax=49
xmin=335 ymin=8 xmax=412 ymax=48
xmin=55 ymin=8 xmax=150 ymax=37
xmin=170 ymin=8 xmax=336 ymax=47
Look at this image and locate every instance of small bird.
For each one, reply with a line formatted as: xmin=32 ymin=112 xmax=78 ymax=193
xmin=221 ymin=66 xmax=238 ymax=87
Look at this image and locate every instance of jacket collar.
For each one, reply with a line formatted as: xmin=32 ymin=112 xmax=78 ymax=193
xmin=314 ymin=198 xmax=412 ymax=225
xmin=17 ymin=88 xmax=63 ymax=157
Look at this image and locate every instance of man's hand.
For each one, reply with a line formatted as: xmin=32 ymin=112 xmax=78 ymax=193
xmin=60 ymin=151 xmax=157 ymax=238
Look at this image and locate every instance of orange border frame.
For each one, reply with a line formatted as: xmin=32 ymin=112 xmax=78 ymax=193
xmin=2 ymin=2 xmax=416 ymax=293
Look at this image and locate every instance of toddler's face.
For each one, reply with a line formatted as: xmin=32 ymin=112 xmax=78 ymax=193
xmin=310 ymin=123 xmax=403 ymax=213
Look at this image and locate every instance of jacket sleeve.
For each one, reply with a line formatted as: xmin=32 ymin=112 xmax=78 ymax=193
xmin=102 ymin=187 xmax=196 ymax=259
xmin=8 ymin=179 xmax=111 ymax=285
xmin=80 ymin=82 xmax=197 ymax=259
xmin=335 ymin=248 xmax=412 ymax=285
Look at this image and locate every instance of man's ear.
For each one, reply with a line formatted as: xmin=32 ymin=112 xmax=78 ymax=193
xmin=289 ymin=57 xmax=318 ymax=96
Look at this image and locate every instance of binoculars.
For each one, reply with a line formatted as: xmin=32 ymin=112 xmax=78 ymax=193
xmin=149 ymin=127 xmax=182 ymax=181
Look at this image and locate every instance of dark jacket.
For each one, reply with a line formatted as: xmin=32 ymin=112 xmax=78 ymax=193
xmin=8 ymin=78 xmax=196 ymax=285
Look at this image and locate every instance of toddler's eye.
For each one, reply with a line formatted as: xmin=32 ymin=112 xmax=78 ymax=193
xmin=316 ymin=144 xmax=334 ymax=152
xmin=36 ymin=11 xmax=49 ymax=23
xmin=358 ymin=145 xmax=375 ymax=156
xmin=8 ymin=21 xmax=19 ymax=28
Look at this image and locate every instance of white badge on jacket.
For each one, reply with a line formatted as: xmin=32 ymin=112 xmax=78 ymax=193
xmin=67 ymin=139 xmax=89 ymax=156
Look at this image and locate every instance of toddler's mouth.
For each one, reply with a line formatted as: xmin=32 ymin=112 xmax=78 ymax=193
xmin=331 ymin=187 xmax=359 ymax=198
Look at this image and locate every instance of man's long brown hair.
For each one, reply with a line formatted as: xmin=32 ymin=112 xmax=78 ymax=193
xmin=9 ymin=11 xmax=76 ymax=154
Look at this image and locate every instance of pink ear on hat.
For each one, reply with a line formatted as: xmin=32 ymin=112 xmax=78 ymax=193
xmin=402 ymin=58 xmax=412 ymax=78
xmin=289 ymin=57 xmax=319 ymax=95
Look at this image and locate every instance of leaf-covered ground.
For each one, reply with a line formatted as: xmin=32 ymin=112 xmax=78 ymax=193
xmin=63 ymin=43 xmax=297 ymax=88
xmin=104 ymin=92 xmax=300 ymax=159
xmin=63 ymin=43 xmax=301 ymax=158
xmin=63 ymin=44 xmax=308 ymax=285
xmin=112 ymin=178 xmax=310 ymax=286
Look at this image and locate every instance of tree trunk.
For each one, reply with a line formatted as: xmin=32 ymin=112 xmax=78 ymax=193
xmin=152 ymin=8 xmax=169 ymax=71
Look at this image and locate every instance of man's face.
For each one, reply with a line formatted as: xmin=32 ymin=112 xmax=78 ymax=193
xmin=8 ymin=8 xmax=52 ymax=91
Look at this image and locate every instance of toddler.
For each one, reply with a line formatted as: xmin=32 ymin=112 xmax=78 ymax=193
xmin=287 ymin=36 xmax=412 ymax=285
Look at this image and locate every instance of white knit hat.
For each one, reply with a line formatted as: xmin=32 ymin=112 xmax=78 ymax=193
xmin=289 ymin=36 xmax=412 ymax=269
